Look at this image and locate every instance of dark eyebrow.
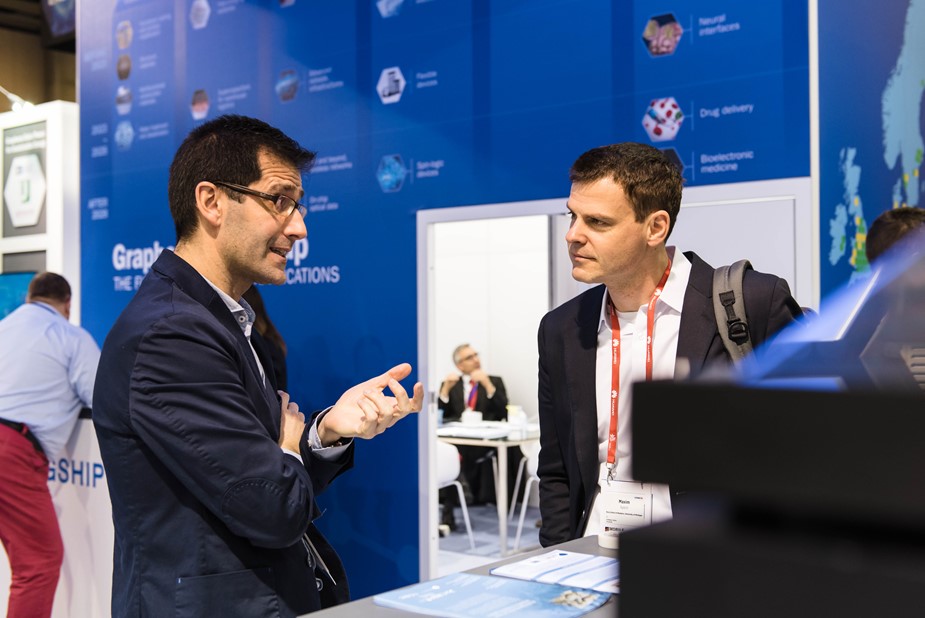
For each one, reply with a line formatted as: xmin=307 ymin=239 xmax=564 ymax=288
xmin=266 ymin=181 xmax=304 ymax=200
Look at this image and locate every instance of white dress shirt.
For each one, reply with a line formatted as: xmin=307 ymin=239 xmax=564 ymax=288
xmin=584 ymin=247 xmax=692 ymax=535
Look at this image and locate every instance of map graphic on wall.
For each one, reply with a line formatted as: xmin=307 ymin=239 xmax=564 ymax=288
xmin=820 ymin=0 xmax=925 ymax=299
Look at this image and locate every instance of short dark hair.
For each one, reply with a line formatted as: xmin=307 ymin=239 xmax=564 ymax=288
xmin=168 ymin=115 xmax=316 ymax=242
xmin=569 ymin=142 xmax=683 ymax=238
xmin=27 ymin=272 xmax=71 ymax=303
xmin=866 ymin=207 xmax=925 ymax=263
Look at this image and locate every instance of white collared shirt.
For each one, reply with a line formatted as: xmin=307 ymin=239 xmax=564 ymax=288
xmin=205 ymin=282 xmax=265 ymax=383
xmin=584 ymin=247 xmax=692 ymax=535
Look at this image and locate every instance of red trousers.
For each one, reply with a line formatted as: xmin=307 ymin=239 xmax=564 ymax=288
xmin=0 ymin=424 xmax=63 ymax=618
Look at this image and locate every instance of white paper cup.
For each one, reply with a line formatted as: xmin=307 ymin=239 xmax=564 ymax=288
xmin=461 ymin=410 xmax=483 ymax=424
xmin=598 ymin=531 xmax=619 ymax=550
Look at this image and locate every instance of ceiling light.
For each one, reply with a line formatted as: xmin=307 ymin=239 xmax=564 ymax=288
xmin=0 ymin=85 xmax=35 ymax=113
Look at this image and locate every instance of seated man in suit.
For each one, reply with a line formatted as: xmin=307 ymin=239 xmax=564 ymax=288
xmin=437 ymin=344 xmax=509 ymax=529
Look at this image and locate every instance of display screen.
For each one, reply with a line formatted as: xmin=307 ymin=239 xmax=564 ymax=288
xmin=0 ymin=271 xmax=34 ymax=319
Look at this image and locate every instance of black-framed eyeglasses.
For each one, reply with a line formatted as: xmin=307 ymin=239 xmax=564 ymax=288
xmin=213 ymin=181 xmax=307 ymax=219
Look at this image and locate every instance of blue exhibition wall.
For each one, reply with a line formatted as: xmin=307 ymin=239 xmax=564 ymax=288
xmin=818 ymin=0 xmax=925 ymax=300
xmin=78 ymin=0 xmax=809 ymax=597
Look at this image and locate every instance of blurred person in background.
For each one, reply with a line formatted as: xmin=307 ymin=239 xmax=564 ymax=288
xmin=0 ymin=272 xmax=100 ymax=618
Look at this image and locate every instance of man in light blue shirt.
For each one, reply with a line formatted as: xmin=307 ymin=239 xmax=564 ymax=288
xmin=0 ymin=271 xmax=100 ymax=618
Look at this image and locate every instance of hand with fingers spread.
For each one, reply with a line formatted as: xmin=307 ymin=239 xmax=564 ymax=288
xmin=318 ymin=363 xmax=424 ymax=446
xmin=276 ymin=390 xmax=306 ymax=452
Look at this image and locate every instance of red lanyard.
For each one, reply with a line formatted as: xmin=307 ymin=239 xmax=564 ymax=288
xmin=606 ymin=259 xmax=672 ymax=471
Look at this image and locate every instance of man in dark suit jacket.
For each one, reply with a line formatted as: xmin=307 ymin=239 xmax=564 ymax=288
xmin=437 ymin=344 xmax=509 ymax=520
xmin=537 ymin=143 xmax=802 ymax=547
xmin=92 ymin=115 xmax=423 ymax=618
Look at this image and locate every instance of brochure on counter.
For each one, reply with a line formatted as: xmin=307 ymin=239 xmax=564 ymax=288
xmin=372 ymin=572 xmax=612 ymax=617
xmin=489 ymin=550 xmax=619 ymax=594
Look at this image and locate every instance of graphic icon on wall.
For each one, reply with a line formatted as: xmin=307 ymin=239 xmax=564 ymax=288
xmin=190 ymin=0 xmax=211 ymax=30
xmin=190 ymin=89 xmax=210 ymax=120
xmin=642 ymin=14 xmax=683 ymax=57
xmin=116 ymin=54 xmax=131 ymax=80
xmin=115 ymin=85 xmax=132 ymax=116
xmin=642 ymin=97 xmax=684 ymax=142
xmin=376 ymin=154 xmax=408 ymax=192
xmin=115 ymin=20 xmax=133 ymax=49
xmin=114 ymin=121 xmax=135 ymax=151
xmin=3 ymin=154 xmax=46 ymax=228
xmin=376 ymin=0 xmax=405 ymax=19
xmin=275 ymin=70 xmax=299 ymax=102
xmin=377 ymin=67 xmax=406 ymax=104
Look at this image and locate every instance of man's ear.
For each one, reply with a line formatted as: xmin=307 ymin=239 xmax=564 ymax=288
xmin=194 ymin=181 xmax=223 ymax=228
xmin=646 ymin=210 xmax=671 ymax=246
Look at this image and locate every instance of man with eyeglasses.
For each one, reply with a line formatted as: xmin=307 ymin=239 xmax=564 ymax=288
xmin=93 ymin=115 xmax=423 ymax=617
xmin=437 ymin=344 xmax=510 ymax=526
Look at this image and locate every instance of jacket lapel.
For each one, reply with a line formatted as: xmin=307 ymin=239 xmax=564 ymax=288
xmin=154 ymin=251 xmax=280 ymax=437
xmin=565 ymin=286 xmax=606 ymax=499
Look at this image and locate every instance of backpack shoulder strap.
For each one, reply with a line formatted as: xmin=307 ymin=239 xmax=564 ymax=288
xmin=712 ymin=259 xmax=754 ymax=362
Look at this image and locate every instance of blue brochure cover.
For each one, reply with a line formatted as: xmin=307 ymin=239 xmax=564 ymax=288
xmin=372 ymin=572 xmax=612 ymax=617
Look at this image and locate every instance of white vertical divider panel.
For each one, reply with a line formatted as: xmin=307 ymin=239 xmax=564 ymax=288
xmin=0 ymin=101 xmax=113 ymax=618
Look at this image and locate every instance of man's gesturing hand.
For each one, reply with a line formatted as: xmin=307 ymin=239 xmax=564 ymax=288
xmin=318 ymin=363 xmax=424 ymax=446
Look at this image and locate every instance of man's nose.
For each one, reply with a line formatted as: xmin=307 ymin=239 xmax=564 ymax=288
xmin=565 ymin=219 xmax=582 ymax=243
xmin=286 ymin=211 xmax=308 ymax=240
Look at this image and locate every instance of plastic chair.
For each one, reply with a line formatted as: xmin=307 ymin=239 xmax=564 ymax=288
xmin=512 ymin=442 xmax=541 ymax=552
xmin=436 ymin=440 xmax=476 ymax=550
xmin=509 ymin=441 xmax=540 ymax=521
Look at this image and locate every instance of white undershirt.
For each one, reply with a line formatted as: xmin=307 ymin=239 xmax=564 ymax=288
xmin=463 ymin=375 xmax=474 ymax=405
xmin=584 ymin=247 xmax=692 ymax=536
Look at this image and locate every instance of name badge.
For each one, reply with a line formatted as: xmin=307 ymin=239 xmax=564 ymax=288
xmin=598 ymin=464 xmax=653 ymax=533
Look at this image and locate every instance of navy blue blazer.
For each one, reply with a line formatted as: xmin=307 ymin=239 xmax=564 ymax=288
xmin=93 ymin=250 xmax=353 ymax=617
xmin=536 ymin=251 xmax=802 ymax=547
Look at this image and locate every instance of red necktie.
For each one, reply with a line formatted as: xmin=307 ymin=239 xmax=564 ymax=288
xmin=466 ymin=378 xmax=478 ymax=410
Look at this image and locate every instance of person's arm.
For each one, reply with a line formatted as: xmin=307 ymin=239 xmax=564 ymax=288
xmin=536 ymin=314 xmax=572 ymax=547
xmin=68 ymin=327 xmax=101 ymax=408
xmin=747 ymin=273 xmax=804 ymax=345
xmin=438 ymin=375 xmax=464 ymax=421
xmin=482 ymin=375 xmax=508 ymax=421
xmin=765 ymin=278 xmax=804 ymax=336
